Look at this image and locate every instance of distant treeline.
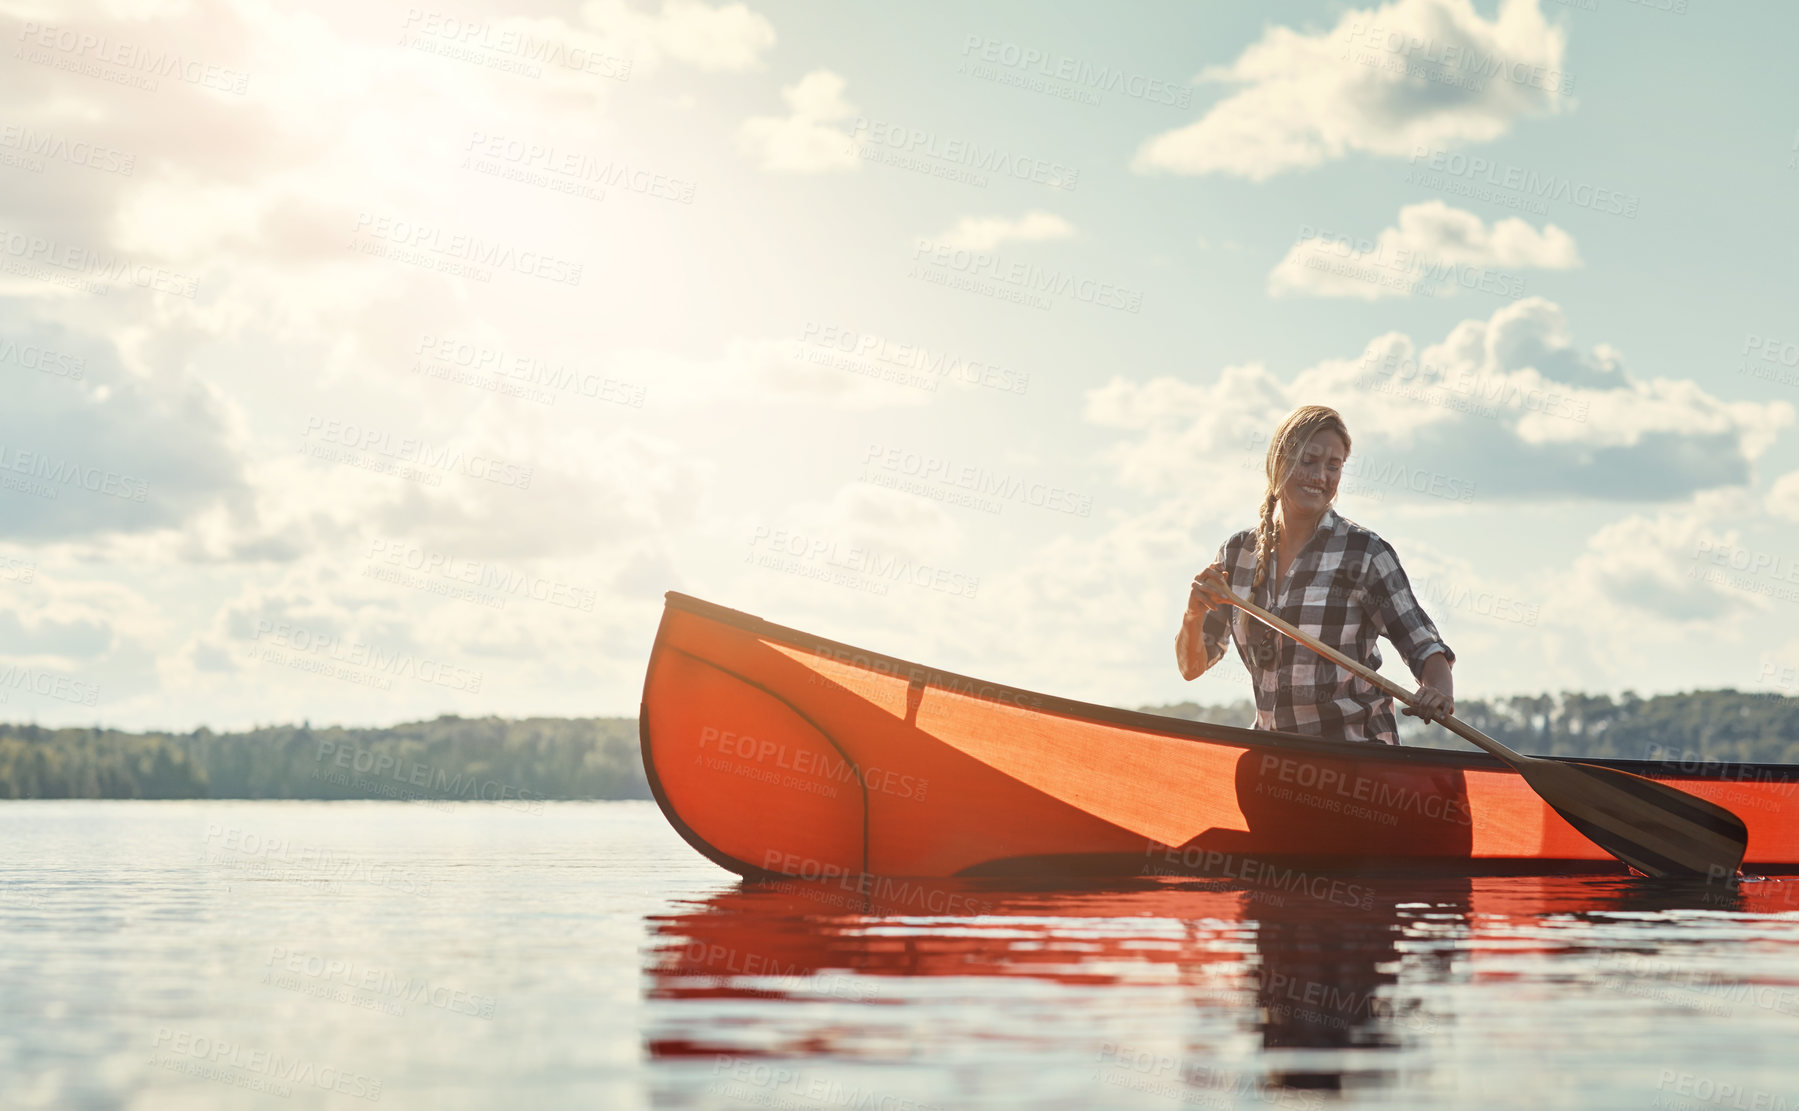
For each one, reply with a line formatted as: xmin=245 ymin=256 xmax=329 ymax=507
xmin=0 ymin=716 xmax=647 ymax=801
xmin=6 ymin=691 xmax=1799 ymax=800
xmin=1139 ymin=689 xmax=1799 ymax=765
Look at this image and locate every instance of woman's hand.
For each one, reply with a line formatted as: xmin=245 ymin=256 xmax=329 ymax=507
xmin=1187 ymin=562 xmax=1233 ymax=618
xmin=1178 ymin=562 xmax=1233 ymax=680
xmin=1402 ymin=652 xmax=1455 ymax=723
xmin=1401 ymin=683 xmax=1455 ymax=723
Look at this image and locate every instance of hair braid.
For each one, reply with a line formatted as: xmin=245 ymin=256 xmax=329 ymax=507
xmin=1251 ymin=489 xmax=1279 ymax=600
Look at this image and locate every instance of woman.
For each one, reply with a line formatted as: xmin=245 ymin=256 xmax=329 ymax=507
xmin=1177 ymin=405 xmax=1455 ymax=744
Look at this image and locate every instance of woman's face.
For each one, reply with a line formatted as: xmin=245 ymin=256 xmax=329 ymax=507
xmin=1278 ymin=428 xmax=1347 ymax=517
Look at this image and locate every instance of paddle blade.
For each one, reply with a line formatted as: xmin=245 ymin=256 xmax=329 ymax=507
xmin=1521 ymin=759 xmax=1749 ymax=880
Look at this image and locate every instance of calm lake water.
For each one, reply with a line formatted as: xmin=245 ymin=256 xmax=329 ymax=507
xmin=4 ymin=801 xmax=1799 ymax=1110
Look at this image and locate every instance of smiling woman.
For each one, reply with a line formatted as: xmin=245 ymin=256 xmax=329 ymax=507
xmin=1178 ymin=405 xmax=1456 ymax=745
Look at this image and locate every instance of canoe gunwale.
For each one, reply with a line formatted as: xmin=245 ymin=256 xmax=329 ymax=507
xmin=656 ymin=591 xmax=1799 ymax=784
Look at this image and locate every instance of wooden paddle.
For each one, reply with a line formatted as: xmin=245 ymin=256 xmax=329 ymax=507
xmin=1206 ymin=584 xmax=1749 ymax=880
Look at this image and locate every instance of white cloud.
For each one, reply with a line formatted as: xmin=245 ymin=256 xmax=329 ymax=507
xmin=1568 ymin=489 xmax=1763 ymax=625
xmin=1767 ymin=472 xmax=1799 ymax=522
xmin=372 ymin=429 xmax=708 ymax=560
xmin=647 ymin=0 xmax=778 ymax=71
xmin=1269 ymin=200 xmax=1580 ymax=300
xmin=430 ymin=0 xmax=780 ymax=77
xmin=726 ymin=484 xmax=970 ymax=615
xmin=736 ymin=70 xmax=860 ymax=172
xmin=624 ymin=338 xmax=939 ymax=410
xmin=0 ymin=0 xmax=795 ymax=727
xmin=0 ymin=557 xmax=171 ymax=714
xmin=256 ymin=417 xmax=709 ymax=563
xmin=928 ymin=211 xmax=1077 ymax=251
xmin=1085 ymin=362 xmax=1293 ymax=509
xmin=1135 ymin=0 xmax=1571 ymax=181
xmin=1088 ymin=298 xmax=1791 ymax=505
xmin=0 ymin=306 xmax=251 ymax=542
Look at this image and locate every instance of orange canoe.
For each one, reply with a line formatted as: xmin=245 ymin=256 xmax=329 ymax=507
xmin=640 ymin=592 xmax=1799 ymax=878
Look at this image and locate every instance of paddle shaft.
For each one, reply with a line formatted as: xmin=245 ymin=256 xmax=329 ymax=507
xmin=1207 ymin=585 xmax=1527 ymax=765
xmin=1205 ymin=582 xmax=1750 ymax=879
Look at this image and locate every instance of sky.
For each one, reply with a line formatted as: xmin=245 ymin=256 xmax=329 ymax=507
xmin=4 ymin=0 xmax=1799 ymax=732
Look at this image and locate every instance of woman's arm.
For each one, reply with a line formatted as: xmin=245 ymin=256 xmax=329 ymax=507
xmin=1405 ymin=649 xmax=1455 ymax=723
xmin=1176 ymin=605 xmax=1210 ymax=681
xmin=1361 ymin=541 xmax=1457 ymax=724
xmin=1177 ymin=561 xmax=1233 ymax=681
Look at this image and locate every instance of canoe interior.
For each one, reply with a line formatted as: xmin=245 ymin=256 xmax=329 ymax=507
xmin=641 ymin=592 xmax=1799 ymax=879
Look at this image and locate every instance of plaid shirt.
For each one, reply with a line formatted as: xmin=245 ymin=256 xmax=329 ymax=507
xmin=1199 ymin=507 xmax=1454 ymax=745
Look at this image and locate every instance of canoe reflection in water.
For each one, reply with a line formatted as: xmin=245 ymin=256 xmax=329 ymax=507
xmin=644 ymin=874 xmax=1458 ymax=1098
xmin=1250 ymin=879 xmax=1450 ymax=1090
xmin=644 ymin=872 xmax=1796 ymax=1107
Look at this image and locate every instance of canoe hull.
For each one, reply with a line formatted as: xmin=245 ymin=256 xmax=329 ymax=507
xmin=641 ymin=593 xmax=1799 ymax=878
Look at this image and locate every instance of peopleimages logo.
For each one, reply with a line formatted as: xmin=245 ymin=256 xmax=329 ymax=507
xmin=1288 ymin=224 xmax=1530 ymax=300
xmin=699 ymin=724 xmax=929 ymax=801
xmin=0 ymin=665 xmax=99 ymax=707
xmin=746 ymin=526 xmax=981 ymax=599
xmin=264 ymin=946 xmax=498 ymax=1019
xmin=400 ymin=8 xmax=633 ymax=80
xmin=1141 ymin=843 xmax=1378 ymax=910
xmin=1744 ymin=332 xmax=1799 ymax=370
xmin=848 ymin=117 xmax=1080 ymax=190
xmin=909 ymin=238 xmax=1142 ymax=312
xmin=0 ymin=227 xmax=199 ymax=297
xmin=1256 ymin=753 xmax=1474 ymax=827
xmin=251 ymin=620 xmax=483 ymax=693
xmin=1417 ymin=576 xmax=1540 ymax=627
xmin=1095 ymin=1043 xmax=1324 ymax=1109
xmin=0 ymin=123 xmax=135 ymax=176
xmin=413 ymin=334 xmax=645 ymax=409
xmin=15 ymin=23 xmax=251 ymax=94
xmin=314 ymin=739 xmax=542 ymax=810
xmin=0 ymin=336 xmax=86 ymax=379
xmin=350 ymin=212 xmax=583 ymax=286
xmin=461 ymin=131 xmax=693 ymax=203
xmin=862 ymin=442 xmax=1094 ymax=517
xmin=956 ymin=35 xmax=1192 ymax=108
xmin=1341 ymin=21 xmax=1574 ymax=93
xmin=300 ymin=417 xmax=534 ymax=489
xmin=1240 ymin=430 xmax=1476 ymax=503
xmin=1405 ymin=146 xmax=1640 ymax=218
xmin=798 ymin=322 xmax=1029 ymax=395
xmin=0 ymin=443 xmax=148 ymax=502
xmin=758 ymin=851 xmax=995 ymax=914
xmin=708 ymin=1057 xmax=941 ymax=1111
xmin=365 ymin=538 xmax=596 ymax=612
xmin=148 ymin=1028 xmax=380 ymax=1101
xmin=1357 ymin=350 xmax=1590 ymax=423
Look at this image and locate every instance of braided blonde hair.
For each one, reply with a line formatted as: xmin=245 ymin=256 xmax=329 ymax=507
xmin=1251 ymin=406 xmax=1353 ymax=600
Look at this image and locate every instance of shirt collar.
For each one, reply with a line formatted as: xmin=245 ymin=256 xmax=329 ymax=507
xmin=1316 ymin=506 xmax=1343 ymax=539
xmin=1282 ymin=505 xmax=1341 ymax=548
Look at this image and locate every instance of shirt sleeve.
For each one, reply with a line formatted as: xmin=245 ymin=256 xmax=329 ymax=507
xmin=1362 ymin=540 xmax=1454 ymax=683
xmin=1199 ymin=537 xmax=1236 ymax=669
